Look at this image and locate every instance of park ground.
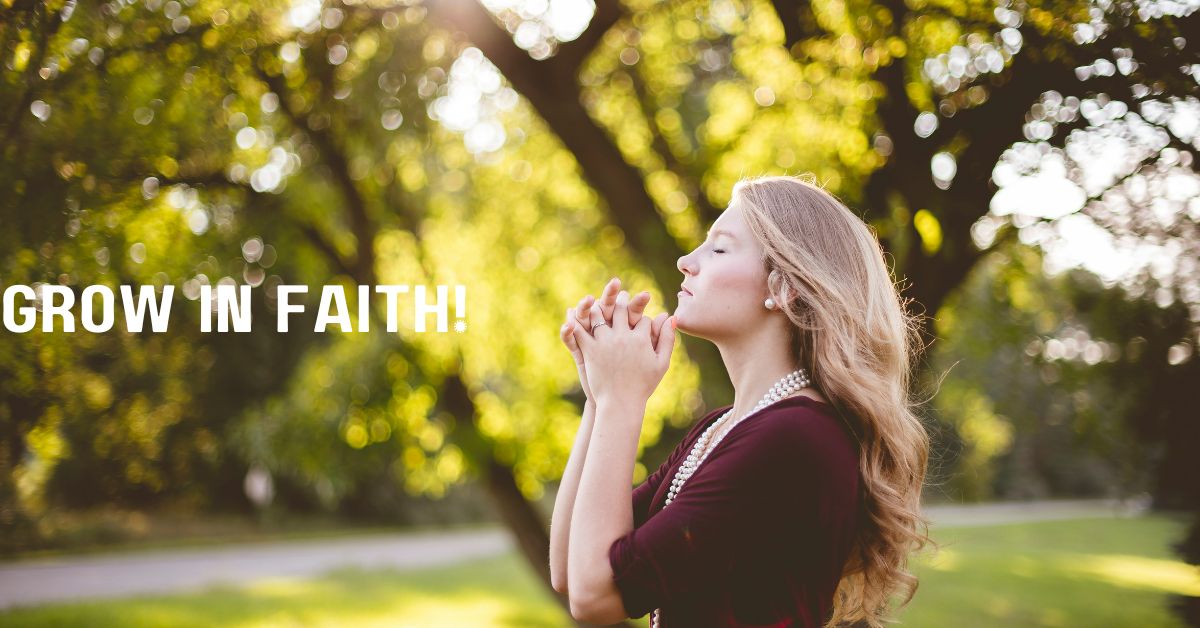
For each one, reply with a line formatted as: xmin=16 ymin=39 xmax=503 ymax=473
xmin=0 ymin=500 xmax=1196 ymax=627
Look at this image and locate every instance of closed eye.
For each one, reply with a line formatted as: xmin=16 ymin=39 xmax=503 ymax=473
xmin=712 ymin=248 xmax=726 ymax=254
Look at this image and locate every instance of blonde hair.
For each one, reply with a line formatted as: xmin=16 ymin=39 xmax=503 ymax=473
xmin=734 ymin=174 xmax=936 ymax=627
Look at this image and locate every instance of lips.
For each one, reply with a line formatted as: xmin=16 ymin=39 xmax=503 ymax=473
xmin=679 ymin=285 xmax=693 ymax=296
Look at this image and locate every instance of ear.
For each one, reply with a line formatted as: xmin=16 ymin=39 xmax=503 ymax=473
xmin=765 ymin=267 xmax=792 ymax=309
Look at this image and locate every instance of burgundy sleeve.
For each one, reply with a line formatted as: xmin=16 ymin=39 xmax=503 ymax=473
xmin=608 ymin=412 xmax=817 ymax=618
xmin=631 ymin=457 xmax=672 ymax=529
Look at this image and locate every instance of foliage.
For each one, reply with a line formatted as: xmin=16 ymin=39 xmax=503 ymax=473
xmin=1 ymin=4 xmax=1197 ymax=615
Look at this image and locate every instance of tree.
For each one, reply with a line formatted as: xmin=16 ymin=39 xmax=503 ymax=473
xmin=3 ymin=0 xmax=1197 ymax=622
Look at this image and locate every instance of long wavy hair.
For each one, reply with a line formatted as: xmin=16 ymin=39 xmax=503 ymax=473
xmin=734 ymin=174 xmax=936 ymax=627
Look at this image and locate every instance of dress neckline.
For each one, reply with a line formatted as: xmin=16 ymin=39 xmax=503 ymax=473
xmin=702 ymin=393 xmax=832 ymax=430
xmin=651 ymin=395 xmax=837 ymax=516
xmin=691 ymin=394 xmax=835 ymax=461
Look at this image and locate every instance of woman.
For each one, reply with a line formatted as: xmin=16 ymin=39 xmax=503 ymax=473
xmin=549 ymin=174 xmax=933 ymax=627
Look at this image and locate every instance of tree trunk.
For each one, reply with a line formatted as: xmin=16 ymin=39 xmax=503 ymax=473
xmin=439 ymin=372 xmax=633 ymax=627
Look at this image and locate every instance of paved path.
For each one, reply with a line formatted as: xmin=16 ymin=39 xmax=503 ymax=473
xmin=923 ymin=496 xmax=1152 ymax=528
xmin=0 ymin=498 xmax=1155 ymax=610
xmin=0 ymin=527 xmax=511 ymax=610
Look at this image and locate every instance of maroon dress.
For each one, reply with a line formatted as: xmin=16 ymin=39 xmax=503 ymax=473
xmin=607 ymin=395 xmax=861 ymax=627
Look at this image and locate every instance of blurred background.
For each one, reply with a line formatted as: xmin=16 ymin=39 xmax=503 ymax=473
xmin=1 ymin=0 xmax=1198 ymax=625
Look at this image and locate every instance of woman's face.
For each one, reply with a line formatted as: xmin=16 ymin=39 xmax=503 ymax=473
xmin=674 ymin=199 xmax=771 ymax=340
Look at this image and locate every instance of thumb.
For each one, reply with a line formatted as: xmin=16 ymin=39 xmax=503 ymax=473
xmin=650 ymin=312 xmax=667 ymax=347
xmin=655 ymin=315 xmax=677 ymax=363
xmin=562 ymin=308 xmax=581 ymax=353
xmin=571 ymin=322 xmax=594 ymax=355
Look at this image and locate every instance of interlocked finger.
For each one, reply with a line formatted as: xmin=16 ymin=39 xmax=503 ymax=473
xmin=612 ymin=290 xmax=631 ymax=331
xmin=588 ymin=302 xmax=611 ymax=335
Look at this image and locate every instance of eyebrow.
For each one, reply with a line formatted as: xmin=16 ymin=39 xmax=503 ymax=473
xmin=708 ymin=228 xmax=736 ymax=240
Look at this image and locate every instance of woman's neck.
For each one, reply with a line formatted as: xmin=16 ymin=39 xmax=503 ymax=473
xmin=716 ymin=327 xmax=803 ymax=419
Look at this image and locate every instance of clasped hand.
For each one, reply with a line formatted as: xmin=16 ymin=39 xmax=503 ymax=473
xmin=559 ymin=278 xmax=676 ymax=409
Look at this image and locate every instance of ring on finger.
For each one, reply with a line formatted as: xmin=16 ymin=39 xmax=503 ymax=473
xmin=591 ymin=320 xmax=609 ymax=333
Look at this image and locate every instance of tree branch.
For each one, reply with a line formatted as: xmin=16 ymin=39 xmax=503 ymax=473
xmin=155 ymin=173 xmax=362 ymax=279
xmin=626 ymin=66 xmax=721 ymax=226
xmin=555 ymin=0 xmax=624 ymax=72
xmin=253 ymin=65 xmax=377 ymax=285
xmin=425 ymin=0 xmax=685 ymax=291
xmin=770 ymin=0 xmax=824 ymax=54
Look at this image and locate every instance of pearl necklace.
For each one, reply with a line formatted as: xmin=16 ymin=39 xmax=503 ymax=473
xmin=650 ymin=367 xmax=811 ymax=628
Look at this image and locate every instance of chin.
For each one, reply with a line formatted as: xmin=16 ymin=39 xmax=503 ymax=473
xmin=671 ymin=310 xmax=705 ymax=339
xmin=670 ymin=311 xmax=688 ymax=335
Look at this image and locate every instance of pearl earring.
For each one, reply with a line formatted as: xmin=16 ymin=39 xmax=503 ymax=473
xmin=764 ymin=297 xmax=776 ymax=310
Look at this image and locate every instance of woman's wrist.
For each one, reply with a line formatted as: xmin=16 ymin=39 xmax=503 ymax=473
xmin=593 ymin=395 xmax=648 ymax=423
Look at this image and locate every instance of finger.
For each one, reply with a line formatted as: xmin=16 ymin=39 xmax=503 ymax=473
xmin=571 ymin=320 xmax=594 ymax=353
xmin=588 ymin=302 xmax=606 ymax=333
xmin=562 ymin=308 xmax=580 ymax=353
xmin=655 ymin=315 xmax=677 ymax=363
xmin=650 ymin=311 xmax=667 ymax=346
xmin=612 ymin=290 xmax=630 ymax=331
xmin=633 ymin=314 xmax=652 ymax=338
xmin=575 ymin=295 xmax=594 ymax=329
xmin=628 ymin=290 xmax=650 ymax=328
xmin=600 ymin=278 xmax=620 ymax=324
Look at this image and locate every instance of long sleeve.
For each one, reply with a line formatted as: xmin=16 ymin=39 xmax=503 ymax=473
xmin=607 ymin=402 xmax=860 ymax=621
xmin=631 ymin=457 xmax=671 ymax=529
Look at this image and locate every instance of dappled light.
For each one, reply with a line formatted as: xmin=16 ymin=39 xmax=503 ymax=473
xmin=1 ymin=0 xmax=1197 ymax=624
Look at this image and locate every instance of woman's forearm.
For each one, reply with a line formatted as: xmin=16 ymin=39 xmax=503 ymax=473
xmin=566 ymin=397 xmax=643 ymax=622
xmin=549 ymin=398 xmax=597 ymax=594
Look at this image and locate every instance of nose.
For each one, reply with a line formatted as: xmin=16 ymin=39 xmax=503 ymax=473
xmin=677 ymin=251 xmax=696 ymax=276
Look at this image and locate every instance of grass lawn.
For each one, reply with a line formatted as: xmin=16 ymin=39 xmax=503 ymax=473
xmin=0 ymin=552 xmax=572 ymax=628
xmin=1 ymin=514 xmax=1195 ymax=627
xmin=898 ymin=514 xmax=1198 ymax=627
